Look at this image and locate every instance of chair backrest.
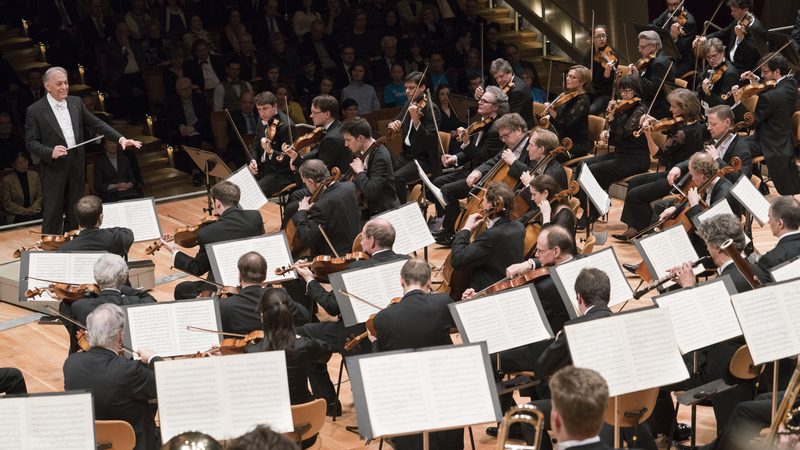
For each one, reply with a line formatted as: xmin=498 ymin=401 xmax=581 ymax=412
xmin=95 ymin=420 xmax=136 ymax=450
xmin=604 ymin=387 xmax=659 ymax=428
xmin=352 ymin=233 xmax=363 ymax=253
xmin=438 ymin=131 xmax=451 ymax=155
xmin=143 ymin=65 xmax=166 ymax=110
xmin=533 ymin=102 xmax=546 ymax=116
xmin=210 ymin=110 xmax=230 ymax=151
xmin=376 ymin=119 xmax=403 ymax=158
xmin=674 ymin=78 xmax=688 ymax=88
xmin=750 ymin=174 xmax=762 ymax=190
xmin=742 ymin=95 xmax=758 ymax=113
xmin=581 ymin=235 xmax=596 ymax=254
xmin=615 ymin=65 xmax=630 ymax=89
xmin=588 ymin=115 xmax=605 ymax=143
xmin=288 ymin=398 xmax=327 ymax=444
xmin=568 ymin=197 xmax=580 ymax=217
xmin=730 ymin=345 xmax=763 ymax=380
xmin=563 ymin=166 xmax=573 ymax=182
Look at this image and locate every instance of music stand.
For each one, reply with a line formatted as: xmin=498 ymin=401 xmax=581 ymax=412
xmin=185 ymin=146 xmax=233 ymax=214
xmin=750 ymin=28 xmax=800 ymax=71
xmin=446 ymin=93 xmax=480 ymax=123
xmin=632 ymin=23 xmax=682 ymax=61
xmin=541 ymin=57 xmax=574 ymax=97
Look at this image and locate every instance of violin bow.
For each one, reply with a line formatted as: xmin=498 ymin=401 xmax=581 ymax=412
xmin=224 ymin=108 xmax=252 ymax=165
xmin=44 ymin=305 xmax=135 ymax=354
xmin=428 ymin=87 xmax=446 ymax=157
xmin=318 ymin=225 xmax=340 ymax=258
xmin=285 ymin=95 xmax=293 ymax=144
xmin=589 ymin=10 xmax=595 ymax=74
xmin=186 ymin=326 xmax=246 ymax=338
xmin=480 ymin=23 xmax=485 ymax=91
xmin=623 ymin=23 xmax=631 ymax=66
xmin=642 ymin=61 xmax=674 ymax=123
xmin=750 ymin=41 xmax=792 ymax=75
xmin=661 ymin=0 xmax=684 ymax=30
xmin=168 ymin=266 xmax=225 ymax=287
xmin=398 ymin=65 xmax=430 ymax=128
xmin=338 ymin=290 xmax=384 ymax=310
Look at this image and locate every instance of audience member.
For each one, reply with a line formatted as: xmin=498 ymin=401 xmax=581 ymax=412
xmin=384 ymin=63 xmax=408 ymax=108
xmin=141 ymin=19 xmax=174 ymax=67
xmin=437 ymin=0 xmax=463 ymax=18
xmin=342 ymin=98 xmax=359 ymax=121
xmin=94 ymin=137 xmax=140 ymax=202
xmin=320 ymin=75 xmax=335 ymax=96
xmin=426 ymin=52 xmax=448 ymax=91
xmin=183 ymin=14 xmax=218 ymax=59
xmin=76 ymin=0 xmax=114 ymax=18
xmin=322 ymin=0 xmax=353 ymax=36
xmin=293 ymin=0 xmax=321 ymax=39
xmin=371 ymin=36 xmax=400 ymax=83
xmin=188 ymin=39 xmax=226 ymax=90
xmin=295 ymin=57 xmax=322 ymax=97
xmin=237 ymin=33 xmax=267 ymax=82
xmin=124 ymin=0 xmax=150 ymax=40
xmin=301 ymin=20 xmax=341 ymax=69
xmin=18 ymin=69 xmax=46 ymax=114
xmin=168 ymin=77 xmax=213 ymax=155
xmin=221 ymin=8 xmax=247 ymax=54
xmin=77 ymin=0 xmax=114 ymax=67
xmin=106 ymin=22 xmax=148 ymax=125
xmin=37 ymin=0 xmax=79 ymax=70
xmin=505 ymin=44 xmax=540 ymax=87
xmin=465 ymin=72 xmax=482 ymax=98
xmin=342 ymin=61 xmax=381 ymax=114
xmin=226 ymin=92 xmax=258 ymax=169
xmin=160 ymin=0 xmax=187 ymax=34
xmin=2 ymin=151 xmax=43 ymax=224
xmin=484 ymin=22 xmax=505 ymax=63
xmin=253 ymin=0 xmax=297 ymax=48
xmin=379 ymin=9 xmax=409 ymax=53
xmin=434 ymin=84 xmax=465 ymax=153
xmin=519 ymin=68 xmax=546 ymax=103
xmin=365 ymin=0 xmax=388 ymax=29
xmin=267 ymin=32 xmax=302 ymax=75
xmin=334 ymin=45 xmax=356 ymax=89
xmin=446 ymin=28 xmax=472 ymax=69
xmin=404 ymin=38 xmax=426 ymax=74
xmin=347 ymin=10 xmax=380 ymax=61
xmin=417 ymin=6 xmax=445 ymax=52
xmin=457 ymin=48 xmax=484 ymax=94
xmin=163 ymin=48 xmax=195 ymax=97
xmin=213 ymin=57 xmax=254 ymax=111
xmin=456 ymin=0 xmax=487 ymax=43
xmin=397 ymin=0 xmax=423 ymax=23
xmin=276 ymin=83 xmax=307 ymax=124
xmin=262 ymin=63 xmax=281 ymax=95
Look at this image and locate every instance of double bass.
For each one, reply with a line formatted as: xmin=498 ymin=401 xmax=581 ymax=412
xmin=285 ymin=167 xmax=341 ymax=257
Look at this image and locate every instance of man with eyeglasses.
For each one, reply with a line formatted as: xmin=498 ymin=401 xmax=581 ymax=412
xmin=649 ymin=0 xmax=697 ymax=78
xmin=629 ymin=30 xmax=675 ymax=119
xmin=477 ymin=58 xmax=535 ymax=128
xmin=694 ymin=38 xmax=740 ymax=109
xmin=580 ymin=25 xmax=620 ymax=116
xmin=693 ymin=0 xmax=762 ymax=74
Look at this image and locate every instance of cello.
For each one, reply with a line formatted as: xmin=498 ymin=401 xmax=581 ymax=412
xmin=510 ymin=138 xmax=573 ymax=221
xmin=285 ymin=167 xmax=341 ymax=257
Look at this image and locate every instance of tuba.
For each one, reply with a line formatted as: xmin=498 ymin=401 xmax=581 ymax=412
xmin=495 ymin=404 xmax=545 ymax=450
xmin=763 ymin=364 xmax=800 ymax=449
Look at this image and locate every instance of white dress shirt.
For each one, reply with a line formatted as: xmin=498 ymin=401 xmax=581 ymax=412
xmin=47 ymin=93 xmax=77 ymax=148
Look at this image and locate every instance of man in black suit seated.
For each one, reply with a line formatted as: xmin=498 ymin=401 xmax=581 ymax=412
xmin=17 ymin=69 xmax=46 ymax=115
xmin=371 ymin=36 xmax=400 ymax=83
xmin=167 ymin=77 xmax=214 ymax=169
xmin=106 ymin=22 xmax=148 ymax=125
xmin=247 ymin=91 xmax=295 ymax=197
xmin=478 ymin=58 xmax=535 ymax=129
xmin=63 ymin=303 xmax=161 ymax=450
xmin=369 ymin=258 xmax=461 ymax=450
xmin=694 ymin=39 xmax=740 ymax=109
xmin=187 ymin=39 xmax=226 ymax=91
xmin=76 ymin=0 xmax=114 ymax=67
xmin=252 ymin=0 xmax=297 ymax=48
xmin=300 ymin=20 xmax=341 ymax=70
xmin=219 ymin=252 xmax=308 ymax=336
xmin=295 ymin=218 xmax=411 ymax=415
xmin=649 ymin=0 xmax=697 ymax=78
xmin=94 ymin=137 xmax=141 ymax=202
xmin=0 ymin=368 xmax=27 ymax=394
xmin=59 ymin=254 xmax=156 ymax=354
xmin=758 ymin=196 xmax=800 ymax=274
xmin=58 ymin=195 xmax=134 ymax=257
xmin=341 ymin=117 xmax=400 ymax=219
xmin=628 ymin=31 xmax=674 ymax=120
xmin=160 ymin=181 xmax=265 ymax=299
xmin=693 ymin=0 xmax=763 ymax=74
xmin=333 ymin=46 xmax=356 ymax=89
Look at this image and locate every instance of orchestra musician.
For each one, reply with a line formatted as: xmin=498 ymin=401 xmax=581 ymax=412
xmin=0 ymin=368 xmax=27 ymax=395
xmin=450 ymin=182 xmax=524 ymax=293
xmin=63 ymin=304 xmax=161 ymax=450
xmin=517 ymin=176 xmax=576 ymax=236
xmin=518 ymin=128 xmax=569 ymax=198
xmin=295 ymin=218 xmax=410 ymax=415
xmin=693 ymin=0 xmax=763 ymax=75
xmin=57 ymin=195 xmax=134 ymax=258
xmin=542 ymin=65 xmax=591 ymax=162
xmin=732 ymin=52 xmax=800 ymax=195
xmin=694 ymin=38 xmax=740 ymax=109
xmin=219 ymin=252 xmax=309 ymax=336
xmin=368 ymin=258 xmax=461 ymax=450
xmin=629 ymin=31 xmax=675 ymax=120
xmin=580 ymin=25 xmax=620 ymax=116
xmin=387 ymin=71 xmax=442 ymax=202
xmin=160 ymin=181 xmax=265 ymax=299
xmin=341 ymin=117 xmax=401 ymax=218
xmin=615 ymin=88 xmax=703 ymax=241
xmin=757 ymin=196 xmax=800 ymax=274
xmin=429 ymin=98 xmax=509 ymax=246
xmin=248 ymin=91 xmax=296 ymax=197
xmin=478 ymin=58 xmax=535 ymax=128
xmin=649 ymin=0 xmax=697 ymax=78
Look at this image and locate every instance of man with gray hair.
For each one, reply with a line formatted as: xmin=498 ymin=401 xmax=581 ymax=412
xmin=758 ymin=196 xmax=800 ymax=273
xmin=63 ymin=303 xmax=161 ymax=450
xmin=371 ymin=36 xmax=399 ymax=82
xmin=628 ymin=31 xmax=674 ymax=119
xmin=476 ymin=57 xmax=534 ymax=128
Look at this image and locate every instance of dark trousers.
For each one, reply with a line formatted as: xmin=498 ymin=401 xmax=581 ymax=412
xmin=578 ymin=152 xmax=651 ymax=219
xmin=41 ymin=149 xmax=85 ymax=234
xmin=0 ymin=368 xmax=27 ymax=394
xmin=12 ymin=211 xmax=44 ymax=223
xmin=620 ymin=171 xmax=672 ymax=231
xmin=705 ymin=392 xmax=785 ymax=450
xmin=431 ymin=170 xmax=470 ymax=232
xmin=497 ymin=340 xmax=553 ymax=409
xmin=394 ymin=429 xmax=464 ymax=450
xmin=281 ymin=187 xmax=312 ymax=230
xmin=393 ymin=154 xmax=431 ymax=203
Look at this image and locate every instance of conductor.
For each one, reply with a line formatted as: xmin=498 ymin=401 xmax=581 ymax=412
xmin=25 ymin=67 xmax=142 ymax=234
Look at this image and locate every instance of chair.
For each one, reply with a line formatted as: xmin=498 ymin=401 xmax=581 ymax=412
xmin=269 ymin=183 xmax=297 ymax=218
xmin=730 ymin=345 xmax=763 ymax=380
xmin=581 ymin=235 xmax=596 ymax=254
xmin=288 ymin=398 xmax=327 ymax=450
xmin=603 ymin=387 xmax=659 ymax=448
xmin=95 ymin=420 xmax=136 ymax=450
xmin=376 ymin=119 xmax=403 ymax=158
xmin=438 ymin=131 xmax=451 ymax=155
xmin=615 ymin=66 xmax=630 ymax=89
xmin=587 ymin=115 xmax=605 ymax=155
xmin=568 ymin=197 xmax=580 ymax=218
xmin=674 ymin=78 xmax=688 ymax=88
xmin=210 ymin=110 xmax=230 ymax=151
xmin=533 ymin=102 xmax=546 ymax=116
xmin=564 ymin=166 xmax=573 ymax=183
xmin=791 ymin=111 xmax=800 ymax=148
xmin=750 ymin=174 xmax=762 ymax=190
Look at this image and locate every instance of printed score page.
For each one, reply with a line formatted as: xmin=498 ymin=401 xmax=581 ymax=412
xmin=357 ymin=344 xmax=497 ymax=438
xmin=156 ymin=352 xmax=293 ymax=443
xmin=565 ymin=307 xmax=689 ymax=397
xmin=731 ymin=175 xmax=770 ymax=226
xmin=226 ymin=166 xmax=269 ymax=211
xmin=375 ymin=202 xmax=435 ymax=255
xmin=551 ymin=247 xmax=632 ymax=315
xmin=730 ymin=279 xmax=800 ymax=366
xmin=769 ymin=256 xmax=800 ymax=283
xmin=653 ymin=276 xmax=741 ymax=354
xmin=25 ymin=252 xmax=104 ymax=300
xmin=100 ymin=198 xmax=162 ymax=242
xmin=340 ymin=260 xmax=406 ymax=324
xmin=452 ymin=286 xmax=553 ymax=354
xmin=637 ymin=225 xmax=702 ymax=286
xmin=578 ymin=163 xmax=610 ymax=215
xmin=209 ymin=233 xmax=296 ymax=285
xmin=0 ymin=391 xmax=95 ymax=450
xmin=126 ymin=300 xmax=220 ymax=357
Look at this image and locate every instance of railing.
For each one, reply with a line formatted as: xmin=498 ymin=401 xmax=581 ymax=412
xmin=503 ymin=0 xmax=591 ymax=62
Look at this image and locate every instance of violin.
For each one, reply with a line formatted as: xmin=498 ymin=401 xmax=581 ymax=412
xmin=720 ymin=80 xmax=777 ymax=100
xmin=262 ymin=118 xmax=280 ymax=158
xmin=411 ymin=94 xmax=428 ymax=115
xmin=708 ymin=64 xmax=726 ymax=88
xmin=198 ymin=285 xmax=241 ymax=298
xmin=276 ymin=126 xmax=325 ymax=162
xmin=738 ymin=12 xmax=754 ymax=34
xmin=457 ymin=117 xmax=493 ymax=144
xmin=476 ymin=267 xmax=551 ymax=297
xmin=634 ymin=53 xmax=656 ymax=72
xmin=510 ymin=140 xmax=573 ymax=221
xmin=44 ymin=305 xmax=133 ymax=355
xmin=25 ymin=277 xmax=101 ymax=304
xmin=521 ymin=182 xmax=581 ymax=259
xmin=275 ymin=252 xmax=370 ymax=278
xmin=13 ymin=230 xmax=80 ymax=258
xmin=606 ymin=97 xmax=641 ymax=115
xmin=593 ymin=46 xmax=618 ymax=67
xmin=285 ymin=167 xmax=341 ymax=257
xmin=546 ymin=89 xmax=581 ymax=112
xmin=146 ymin=215 xmax=219 ymax=255
xmin=192 ymin=329 xmax=265 ymax=356
xmin=670 ymin=10 xmax=688 ymax=35
xmin=633 ymin=116 xmax=685 ymax=137
xmin=502 ymin=80 xmax=515 ymax=94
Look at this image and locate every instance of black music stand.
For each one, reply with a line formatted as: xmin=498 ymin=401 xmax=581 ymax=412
xmin=446 ymin=93 xmax=480 ymax=123
xmin=632 ymin=23 xmax=682 ymax=61
xmin=185 ymin=146 xmax=233 ymax=214
xmin=750 ymin=28 xmax=800 ymax=71
xmin=541 ymin=57 xmax=574 ymax=99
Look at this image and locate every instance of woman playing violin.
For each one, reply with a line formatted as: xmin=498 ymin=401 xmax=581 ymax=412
xmin=580 ymin=25 xmax=620 ymax=116
xmin=695 ymin=38 xmax=740 ymax=108
xmin=543 ymin=66 xmax=591 ymax=162
xmin=517 ymin=175 xmax=575 ymax=238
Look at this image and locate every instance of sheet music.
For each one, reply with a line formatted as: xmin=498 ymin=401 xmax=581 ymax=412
xmin=25 ymin=252 xmax=105 ymax=300
xmin=730 ymin=279 xmax=800 ymax=365
xmin=770 ymin=256 xmax=800 ymax=282
xmin=637 ymin=225 xmax=702 ymax=287
xmin=731 ymin=175 xmax=770 ymax=226
xmin=340 ymin=260 xmax=406 ymax=324
xmin=226 ymin=166 xmax=269 ymax=211
xmin=126 ymin=300 xmax=220 ymax=357
xmin=0 ymin=391 xmax=95 ymax=450
xmin=375 ymin=202 xmax=435 ymax=255
xmin=452 ymin=286 xmax=553 ymax=354
xmin=356 ymin=344 xmax=498 ymax=438
xmin=566 ymin=307 xmax=689 ymax=397
xmin=551 ymin=248 xmax=632 ymax=316
xmin=577 ymin=163 xmax=610 ymax=215
xmin=654 ymin=277 xmax=741 ymax=354
xmin=208 ymin=233 xmax=296 ymax=285
xmin=100 ymin=198 xmax=162 ymax=242
xmin=156 ymin=352 xmax=293 ymax=443
xmin=415 ymin=159 xmax=447 ymax=206
xmin=694 ymin=198 xmax=752 ymax=245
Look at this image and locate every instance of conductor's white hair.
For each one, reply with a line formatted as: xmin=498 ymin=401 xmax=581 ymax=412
xmin=94 ymin=254 xmax=129 ymax=290
xmin=43 ymin=67 xmax=68 ymax=83
xmin=87 ymin=303 xmax=125 ymax=348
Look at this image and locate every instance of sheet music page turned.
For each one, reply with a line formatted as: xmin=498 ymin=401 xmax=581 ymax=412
xmin=653 ymin=276 xmax=741 ymax=354
xmin=731 ymin=175 xmax=770 ymax=226
xmin=0 ymin=391 xmax=95 ymax=449
xmin=638 ymin=225 xmax=702 ymax=286
xmin=156 ymin=352 xmax=293 ymax=444
xmin=100 ymin=198 xmax=162 ymax=242
xmin=452 ymin=286 xmax=553 ymax=354
xmin=340 ymin=260 xmax=406 ymax=324
xmin=565 ymin=307 xmax=689 ymax=397
xmin=770 ymin=256 xmax=800 ymax=283
xmin=577 ymin=163 xmax=610 ymax=215
xmin=729 ymin=279 xmax=800 ymax=366
xmin=126 ymin=300 xmax=220 ymax=358
xmin=551 ymin=248 xmax=632 ymax=315
xmin=375 ymin=202 xmax=435 ymax=255
xmin=208 ymin=233 xmax=296 ymax=286
xmin=356 ymin=344 xmax=498 ymax=438
xmin=226 ymin=166 xmax=269 ymax=211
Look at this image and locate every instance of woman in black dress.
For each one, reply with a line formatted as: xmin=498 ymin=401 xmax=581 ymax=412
xmin=543 ymin=65 xmax=591 ymax=162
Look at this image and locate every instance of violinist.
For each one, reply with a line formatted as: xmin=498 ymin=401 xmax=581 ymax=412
xmin=219 ymin=252 xmax=309 ymax=336
xmin=450 ymin=182 xmax=524 ymax=293
xmin=248 ymin=91 xmax=295 ymax=197
xmin=57 ymin=195 xmax=133 ymax=258
xmin=649 ymin=0 xmax=697 ymax=77
xmin=63 ymin=304 xmax=161 ymax=450
xmin=693 ymin=0 xmax=762 ymax=74
xmin=694 ymin=38 xmax=740 ymax=108
xmin=580 ymin=25 xmax=620 ymax=115
xmin=387 ymin=71 xmax=441 ymax=202
xmin=616 ymin=88 xmax=703 ymax=241
xmin=478 ymin=58 xmax=534 ymax=128
xmin=732 ymin=52 xmax=800 ymax=195
xmin=244 ymin=289 xmax=332 ymax=406
xmin=519 ymin=129 xmax=569 ymax=195
xmin=757 ymin=196 xmax=800 ymax=274
xmin=542 ymin=66 xmax=591 ymax=161
xmin=341 ymin=117 xmax=400 ymax=217
xmin=59 ymin=254 xmax=156 ymax=354
xmin=431 ymin=87 xmax=508 ymax=246
xmin=160 ymin=181 xmax=265 ymax=299
xmin=517 ymin=175 xmax=576 ymax=237
xmin=629 ymin=31 xmax=675 ymax=120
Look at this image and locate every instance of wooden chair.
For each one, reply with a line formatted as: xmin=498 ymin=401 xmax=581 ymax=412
xmin=750 ymin=175 xmax=762 ymax=190
xmin=730 ymin=344 xmax=763 ymax=380
xmin=210 ymin=110 xmax=231 ymax=151
xmin=792 ymin=111 xmax=800 ymax=148
xmin=438 ymin=131 xmax=451 ymax=155
xmin=568 ymin=197 xmax=580 ymax=217
xmin=581 ymin=234 xmax=596 ymax=254
xmin=564 ymin=166 xmax=573 ymax=182
xmin=587 ymin=115 xmax=605 ymax=155
xmin=288 ymin=398 xmax=327 ymax=450
xmin=533 ymin=102 xmax=546 ymax=116
xmin=615 ymin=65 xmax=630 ymax=89
xmin=95 ymin=420 xmax=136 ymax=450
xmin=376 ymin=119 xmax=403 ymax=158
xmin=674 ymin=78 xmax=688 ymax=88
xmin=603 ymin=387 xmax=659 ymax=448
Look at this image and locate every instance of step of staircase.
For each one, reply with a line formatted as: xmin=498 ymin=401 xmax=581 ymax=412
xmin=495 ymin=17 xmax=515 ymax=31
xmin=142 ymin=167 xmax=192 ymax=192
xmin=14 ymin=62 xmax=50 ymax=82
xmin=501 ymin=30 xmax=538 ymax=45
xmin=3 ymin=47 xmax=40 ymax=65
xmin=480 ymin=7 xmax=511 ymax=21
xmin=0 ymin=26 xmax=24 ymax=41
xmin=137 ymin=148 xmax=171 ymax=172
xmin=0 ymin=36 xmax=34 ymax=53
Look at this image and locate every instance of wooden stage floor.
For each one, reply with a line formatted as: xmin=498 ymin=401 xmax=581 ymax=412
xmin=0 ymin=188 xmax=785 ymax=448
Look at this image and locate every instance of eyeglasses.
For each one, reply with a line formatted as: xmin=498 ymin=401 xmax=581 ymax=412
xmin=478 ymin=98 xmax=494 ymax=104
xmin=706 ymin=52 xmax=721 ymax=60
xmin=637 ymin=44 xmax=652 ymax=50
xmin=499 ymin=132 xmax=511 ymax=140
xmin=619 ymin=88 xmax=634 ymax=92
xmin=593 ymin=34 xmax=607 ymax=39
xmin=309 ymin=110 xmax=322 ymax=115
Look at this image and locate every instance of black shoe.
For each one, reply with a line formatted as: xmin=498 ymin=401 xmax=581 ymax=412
xmin=759 ymin=182 xmax=770 ymax=195
xmin=576 ymin=215 xmax=593 ymax=230
xmin=435 ymin=233 xmax=455 ymax=247
xmin=673 ymin=423 xmax=692 ymax=442
xmin=431 ymin=227 xmax=453 ymax=237
xmin=622 ymin=263 xmax=639 ymax=274
xmin=485 ymin=425 xmax=524 ymax=440
xmin=612 ymin=233 xmax=634 ymax=242
xmin=192 ymin=173 xmax=202 ymax=187
xmin=326 ymin=400 xmax=342 ymax=417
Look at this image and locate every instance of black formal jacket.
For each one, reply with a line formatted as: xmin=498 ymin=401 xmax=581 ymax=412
xmin=640 ymin=50 xmax=675 ymax=120
xmin=249 ymin=111 xmax=295 ymax=187
xmin=706 ymin=15 xmax=763 ymax=74
xmin=450 ymin=216 xmax=525 ymax=292
xmin=650 ymin=7 xmax=698 ymax=74
xmin=300 ymin=33 xmax=342 ymax=69
xmin=291 ymin=181 xmax=361 ymax=257
xmin=58 ymin=226 xmax=134 ymax=257
xmin=106 ymin=38 xmax=146 ymax=90
xmin=537 ymin=305 xmax=613 ymax=378
xmin=38 ymin=0 xmax=78 ymax=31
xmin=252 ymin=15 xmax=297 ymax=47
xmin=174 ymin=205 xmax=265 ymax=280
xmin=757 ymin=233 xmax=800 ymax=273
xmin=453 ymin=116 xmax=504 ymax=169
xmin=94 ymin=153 xmax=138 ymax=197
xmin=17 ymin=86 xmax=47 ymax=114
xmin=793 ymin=10 xmax=800 ymax=53
xmin=694 ymin=59 xmax=740 ymax=108
xmin=63 ymin=347 xmax=162 ymax=450
xmin=219 ymin=285 xmax=309 ymax=335
xmin=536 ymin=253 xmax=586 ymax=334
xmin=507 ymin=75 xmax=535 ymax=129
xmin=719 ymin=261 xmax=768 ymax=294
xmin=733 ymin=76 xmax=800 ymax=195
xmin=371 ymin=57 xmax=397 ymax=84
xmin=226 ymin=108 xmax=256 ymax=154
xmin=296 ymin=120 xmax=353 ymax=176
xmin=372 ymin=289 xmax=455 ymax=352
xmin=581 ymin=46 xmax=620 ymax=97
xmin=333 ymin=62 xmax=352 ymax=89
xmin=393 ymin=99 xmax=443 ymax=178
xmin=353 ymin=145 xmax=400 ymax=216
xmin=186 ymin=55 xmax=227 ymax=91
xmin=683 ymin=176 xmax=740 ymax=221
xmin=674 ymin=134 xmax=751 ymax=184
xmin=166 ymin=92 xmax=212 ymax=137
xmin=474 ymin=136 xmax=531 ymax=181
xmin=77 ymin=15 xmax=114 ymax=58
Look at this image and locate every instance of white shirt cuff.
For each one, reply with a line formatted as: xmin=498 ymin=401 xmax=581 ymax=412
xmin=118 ymin=137 xmax=125 ymax=145
xmin=172 ymin=250 xmax=180 ymax=258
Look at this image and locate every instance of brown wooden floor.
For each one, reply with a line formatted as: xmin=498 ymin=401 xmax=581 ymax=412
xmin=0 ymin=186 xmax=785 ymax=448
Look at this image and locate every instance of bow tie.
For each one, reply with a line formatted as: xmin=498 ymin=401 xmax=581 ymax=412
xmin=200 ymin=60 xmax=209 ymax=65
xmin=54 ymin=101 xmax=67 ymax=110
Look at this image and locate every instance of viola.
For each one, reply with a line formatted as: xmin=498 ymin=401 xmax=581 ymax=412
xmin=634 ymin=53 xmax=656 ymax=72
xmin=721 ymin=80 xmax=776 ymax=100
xmin=25 ymin=277 xmax=100 ymax=305
xmin=738 ymin=12 xmax=754 ymax=33
xmin=275 ymin=252 xmax=370 ymax=278
xmin=708 ymin=64 xmax=727 ymax=88
xmin=502 ymin=80 xmax=516 ymax=94
xmin=146 ymin=215 xmax=219 ymax=255
xmin=633 ymin=116 xmax=685 ymax=137
xmin=193 ymin=330 xmax=265 ymax=356
xmin=606 ymin=97 xmax=641 ymax=115
xmin=593 ymin=46 xmax=618 ymax=66
xmin=457 ymin=117 xmax=492 ymax=144
xmin=285 ymin=167 xmax=342 ymax=257
xmin=262 ymin=117 xmax=280 ymax=158
xmin=276 ymin=126 xmax=325 ymax=162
